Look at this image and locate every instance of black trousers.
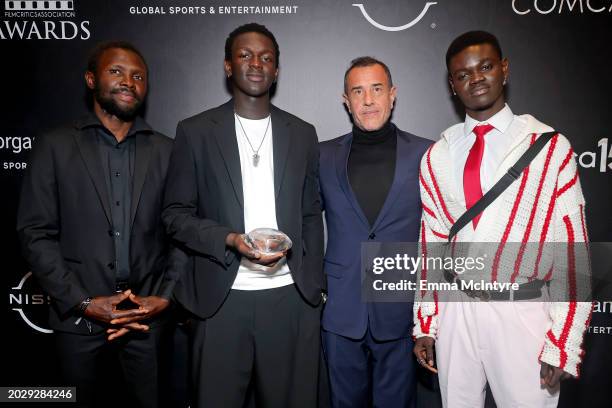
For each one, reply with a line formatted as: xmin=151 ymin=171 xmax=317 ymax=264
xmin=190 ymin=284 xmax=321 ymax=408
xmin=54 ymin=324 xmax=166 ymax=408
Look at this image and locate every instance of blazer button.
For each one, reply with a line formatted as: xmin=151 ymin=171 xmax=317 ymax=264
xmin=368 ymin=233 xmax=376 ymax=240
xmin=107 ymin=262 xmax=115 ymax=270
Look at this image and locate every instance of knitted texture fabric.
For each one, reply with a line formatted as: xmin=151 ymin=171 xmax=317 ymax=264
xmin=413 ymin=114 xmax=592 ymax=377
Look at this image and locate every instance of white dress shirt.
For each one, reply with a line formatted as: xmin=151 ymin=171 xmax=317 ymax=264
xmin=232 ymin=114 xmax=293 ymax=290
xmin=444 ymin=104 xmax=525 ymax=203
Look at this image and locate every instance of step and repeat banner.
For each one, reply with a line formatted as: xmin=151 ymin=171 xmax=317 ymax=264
xmin=2 ymin=0 xmax=611 ymax=406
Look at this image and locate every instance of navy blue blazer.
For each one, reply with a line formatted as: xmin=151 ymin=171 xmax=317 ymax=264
xmin=320 ymin=126 xmax=433 ymax=341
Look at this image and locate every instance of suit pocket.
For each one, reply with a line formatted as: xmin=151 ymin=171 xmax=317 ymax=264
xmin=63 ymin=257 xmax=83 ymax=265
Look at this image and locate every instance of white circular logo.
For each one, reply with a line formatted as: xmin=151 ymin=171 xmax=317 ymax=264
xmin=353 ymin=2 xmax=438 ymax=31
xmin=9 ymin=272 xmax=53 ymax=334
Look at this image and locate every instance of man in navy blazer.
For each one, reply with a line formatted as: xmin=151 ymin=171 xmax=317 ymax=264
xmin=319 ymin=57 xmax=433 ymax=407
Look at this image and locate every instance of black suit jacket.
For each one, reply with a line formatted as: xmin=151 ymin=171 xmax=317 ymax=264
xmin=17 ymin=116 xmax=186 ymax=334
xmin=163 ymin=100 xmax=324 ymax=319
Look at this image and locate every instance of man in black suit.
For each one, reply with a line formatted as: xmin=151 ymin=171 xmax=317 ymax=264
xmin=163 ymin=23 xmax=324 ymax=408
xmin=17 ymin=41 xmax=184 ymax=408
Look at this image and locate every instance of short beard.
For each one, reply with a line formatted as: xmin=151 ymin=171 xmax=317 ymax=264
xmin=94 ymin=84 xmax=141 ymax=122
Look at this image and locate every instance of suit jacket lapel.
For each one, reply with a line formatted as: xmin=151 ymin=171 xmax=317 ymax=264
xmin=212 ymin=101 xmax=244 ymax=208
xmin=73 ymin=127 xmax=112 ymax=225
xmin=130 ymin=133 xmax=152 ymax=227
xmin=334 ymin=134 xmax=369 ymax=228
xmin=371 ymin=129 xmax=411 ymax=231
xmin=271 ymin=106 xmax=290 ymax=199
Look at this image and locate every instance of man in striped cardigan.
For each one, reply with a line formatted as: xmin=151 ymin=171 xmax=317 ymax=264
xmin=412 ymin=31 xmax=592 ymax=407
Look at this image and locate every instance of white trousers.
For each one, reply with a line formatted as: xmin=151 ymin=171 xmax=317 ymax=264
xmin=436 ymin=295 xmax=560 ymax=408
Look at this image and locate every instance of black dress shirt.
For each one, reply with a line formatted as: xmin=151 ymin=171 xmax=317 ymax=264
xmin=81 ymin=115 xmax=151 ymax=282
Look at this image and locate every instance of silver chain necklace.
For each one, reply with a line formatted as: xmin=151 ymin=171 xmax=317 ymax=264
xmin=235 ymin=113 xmax=271 ymax=167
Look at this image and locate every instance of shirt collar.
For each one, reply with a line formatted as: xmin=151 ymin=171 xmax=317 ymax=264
xmin=75 ymin=113 xmax=153 ymax=138
xmin=463 ymin=103 xmax=513 ymax=137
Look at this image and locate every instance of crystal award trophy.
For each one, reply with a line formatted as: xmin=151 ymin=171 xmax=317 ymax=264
xmin=244 ymin=228 xmax=293 ymax=255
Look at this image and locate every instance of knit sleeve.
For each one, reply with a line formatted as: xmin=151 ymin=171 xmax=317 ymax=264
xmin=539 ymin=135 xmax=593 ymax=377
xmin=413 ymin=147 xmax=449 ymax=339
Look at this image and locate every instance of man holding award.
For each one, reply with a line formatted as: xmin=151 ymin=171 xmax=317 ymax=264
xmin=162 ymin=23 xmax=324 ymax=408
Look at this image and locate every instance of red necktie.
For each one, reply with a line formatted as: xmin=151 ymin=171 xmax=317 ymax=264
xmin=463 ymin=124 xmax=494 ymax=228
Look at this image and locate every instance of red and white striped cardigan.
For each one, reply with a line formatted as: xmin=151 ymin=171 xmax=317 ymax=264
xmin=413 ymin=114 xmax=593 ymax=377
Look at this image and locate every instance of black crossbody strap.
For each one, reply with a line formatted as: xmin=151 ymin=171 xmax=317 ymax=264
xmin=448 ymin=131 xmax=557 ymax=242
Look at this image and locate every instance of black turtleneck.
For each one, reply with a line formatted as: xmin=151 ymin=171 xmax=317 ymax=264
xmin=348 ymin=121 xmax=397 ymax=227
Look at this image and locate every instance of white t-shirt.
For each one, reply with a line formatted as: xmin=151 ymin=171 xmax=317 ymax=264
xmin=231 ymin=113 xmax=293 ymax=290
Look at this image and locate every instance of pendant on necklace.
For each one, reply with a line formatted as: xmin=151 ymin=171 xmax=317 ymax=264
xmin=252 ymin=153 xmax=260 ymax=167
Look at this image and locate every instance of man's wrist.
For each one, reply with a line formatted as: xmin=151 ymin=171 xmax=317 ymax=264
xmin=225 ymin=232 xmax=238 ymax=247
xmin=78 ymin=297 xmax=93 ymax=315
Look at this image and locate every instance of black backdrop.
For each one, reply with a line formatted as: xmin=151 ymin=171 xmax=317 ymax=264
xmin=2 ymin=1 xmax=611 ymax=406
